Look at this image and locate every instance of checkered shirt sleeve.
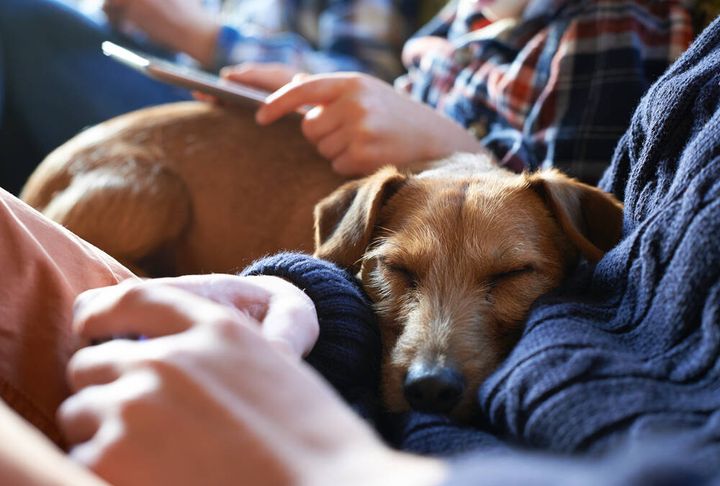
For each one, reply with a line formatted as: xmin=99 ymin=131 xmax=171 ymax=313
xmin=400 ymin=0 xmax=693 ymax=182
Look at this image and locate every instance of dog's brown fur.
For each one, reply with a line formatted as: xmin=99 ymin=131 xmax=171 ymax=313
xmin=23 ymin=104 xmax=623 ymax=419
xmin=21 ymin=101 xmax=345 ymax=276
xmin=314 ymin=154 xmax=624 ymax=419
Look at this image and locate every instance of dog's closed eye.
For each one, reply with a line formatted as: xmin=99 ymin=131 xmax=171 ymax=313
xmin=488 ymin=265 xmax=535 ymax=289
xmin=381 ymin=259 xmax=419 ymax=289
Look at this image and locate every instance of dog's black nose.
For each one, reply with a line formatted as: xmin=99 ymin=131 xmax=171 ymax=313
xmin=403 ymin=363 xmax=465 ymax=414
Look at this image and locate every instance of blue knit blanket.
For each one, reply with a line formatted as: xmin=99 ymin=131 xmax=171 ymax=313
xmin=480 ymin=13 xmax=720 ymax=457
xmin=244 ymin=17 xmax=720 ymax=484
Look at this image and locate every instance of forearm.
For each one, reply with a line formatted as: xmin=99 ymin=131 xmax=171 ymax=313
xmin=0 ymin=401 xmax=106 ymax=486
xmin=179 ymin=18 xmax=222 ymax=69
xmin=213 ymin=0 xmax=411 ymax=81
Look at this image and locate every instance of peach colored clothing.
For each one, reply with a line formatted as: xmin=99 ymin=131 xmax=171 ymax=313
xmin=0 ymin=188 xmax=136 ymax=446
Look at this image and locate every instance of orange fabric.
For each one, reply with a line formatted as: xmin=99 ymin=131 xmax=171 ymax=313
xmin=0 ymin=188 xmax=136 ymax=446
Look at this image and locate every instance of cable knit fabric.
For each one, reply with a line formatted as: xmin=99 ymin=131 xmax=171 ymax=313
xmin=479 ymin=14 xmax=720 ymax=460
xmin=242 ymin=16 xmax=720 ymax=482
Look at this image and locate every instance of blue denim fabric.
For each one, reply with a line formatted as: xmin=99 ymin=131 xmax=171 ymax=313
xmin=0 ymin=0 xmax=191 ymax=193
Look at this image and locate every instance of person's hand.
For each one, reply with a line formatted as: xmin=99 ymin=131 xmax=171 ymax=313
xmin=103 ymin=0 xmax=220 ymax=67
xmin=401 ymin=36 xmax=454 ymax=69
xmin=72 ymin=274 xmax=320 ymax=358
xmin=222 ymin=63 xmax=303 ymax=92
xmin=255 ymin=73 xmax=486 ymax=176
xmin=58 ymin=277 xmax=445 ymax=486
xmin=194 ymin=63 xmax=303 ymax=104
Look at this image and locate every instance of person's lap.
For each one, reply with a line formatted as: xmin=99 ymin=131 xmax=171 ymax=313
xmin=0 ymin=0 xmax=192 ymax=193
xmin=0 ymin=188 xmax=136 ymax=445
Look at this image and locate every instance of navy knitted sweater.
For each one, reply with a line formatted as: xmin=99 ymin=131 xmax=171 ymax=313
xmin=243 ymin=17 xmax=720 ymax=485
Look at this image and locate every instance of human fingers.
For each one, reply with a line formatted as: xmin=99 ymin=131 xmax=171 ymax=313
xmin=256 ymin=75 xmax=353 ymax=125
xmin=116 ymin=274 xmax=319 ymax=357
xmin=61 ymin=370 xmax=162 ymax=464
xmin=301 ymin=101 xmax=348 ymax=144
xmin=192 ymin=90 xmax=218 ymax=104
xmin=141 ymin=274 xmax=271 ymax=321
xmin=331 ymin=143 xmax=384 ymax=177
xmin=102 ymin=1 xmax=125 ymax=26
xmin=244 ymin=276 xmax=318 ymax=357
xmin=57 ymin=386 xmax=109 ymax=445
xmin=401 ymin=36 xmax=429 ymax=67
xmin=66 ymin=339 xmax=142 ymax=392
xmin=401 ymin=36 xmax=453 ymax=67
xmin=221 ymin=62 xmax=301 ymax=92
xmin=316 ymin=125 xmax=353 ymax=162
xmin=73 ymin=281 xmax=233 ymax=343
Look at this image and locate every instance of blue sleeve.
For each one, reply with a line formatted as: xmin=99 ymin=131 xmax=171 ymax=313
xmin=241 ymin=253 xmax=513 ymax=454
xmin=212 ymin=0 xmax=418 ymax=80
xmin=403 ymin=0 xmax=692 ymax=184
xmin=241 ymin=252 xmax=382 ymax=421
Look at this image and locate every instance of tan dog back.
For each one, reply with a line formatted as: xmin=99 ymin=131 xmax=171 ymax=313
xmin=21 ymin=102 xmax=346 ymax=276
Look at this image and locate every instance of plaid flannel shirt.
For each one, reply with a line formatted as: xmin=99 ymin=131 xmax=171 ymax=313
xmin=214 ymin=0 xmax=431 ymax=80
xmin=399 ymin=0 xmax=693 ymax=182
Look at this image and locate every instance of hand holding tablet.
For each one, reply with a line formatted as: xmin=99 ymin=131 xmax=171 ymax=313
xmin=101 ymin=41 xmax=270 ymax=108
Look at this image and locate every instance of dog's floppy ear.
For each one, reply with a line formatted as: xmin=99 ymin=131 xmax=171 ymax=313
xmin=529 ymin=169 xmax=624 ymax=263
xmin=314 ymin=166 xmax=407 ymax=271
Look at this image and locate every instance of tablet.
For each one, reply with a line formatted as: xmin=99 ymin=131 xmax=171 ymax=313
xmin=102 ymin=41 xmax=269 ymax=107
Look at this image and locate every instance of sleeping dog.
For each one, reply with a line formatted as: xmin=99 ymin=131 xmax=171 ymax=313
xmin=313 ymin=154 xmax=623 ymax=419
xmin=22 ymin=103 xmax=622 ymax=420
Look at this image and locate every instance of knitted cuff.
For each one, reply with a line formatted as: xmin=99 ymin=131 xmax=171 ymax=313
xmin=241 ymin=253 xmax=382 ymax=420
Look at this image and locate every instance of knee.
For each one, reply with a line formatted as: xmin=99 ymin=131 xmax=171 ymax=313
xmin=0 ymin=0 xmax=85 ymax=33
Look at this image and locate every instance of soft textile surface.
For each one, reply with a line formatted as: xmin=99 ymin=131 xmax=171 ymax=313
xmin=480 ymin=12 xmax=720 ymax=459
xmin=0 ymin=188 xmax=136 ymax=446
xmin=245 ymin=15 xmax=720 ymax=482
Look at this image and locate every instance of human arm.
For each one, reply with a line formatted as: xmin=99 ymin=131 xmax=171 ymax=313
xmin=71 ymin=273 xmax=320 ymax=358
xmin=254 ymin=72 xmax=489 ymax=176
xmin=54 ymin=253 xmax=719 ymax=486
xmin=209 ymin=0 xmax=414 ymax=79
xmin=105 ymin=0 xmax=414 ymax=77
xmin=400 ymin=0 xmax=693 ymax=183
xmin=401 ymin=36 xmax=454 ymax=69
xmin=103 ymin=0 xmax=221 ymax=69
xmin=57 ymin=272 xmax=446 ymax=486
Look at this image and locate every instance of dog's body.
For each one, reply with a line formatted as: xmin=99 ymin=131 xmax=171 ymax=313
xmin=21 ymin=101 xmax=345 ymax=275
xmin=24 ymin=104 xmax=623 ymax=420
xmin=314 ymin=154 xmax=623 ymax=419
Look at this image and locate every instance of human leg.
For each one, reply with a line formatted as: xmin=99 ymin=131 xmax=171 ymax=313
xmin=0 ymin=188 xmax=136 ymax=445
xmin=0 ymin=0 xmax=192 ymax=191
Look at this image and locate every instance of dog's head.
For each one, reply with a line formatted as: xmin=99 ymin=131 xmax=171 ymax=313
xmin=313 ymin=154 xmax=623 ymax=419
